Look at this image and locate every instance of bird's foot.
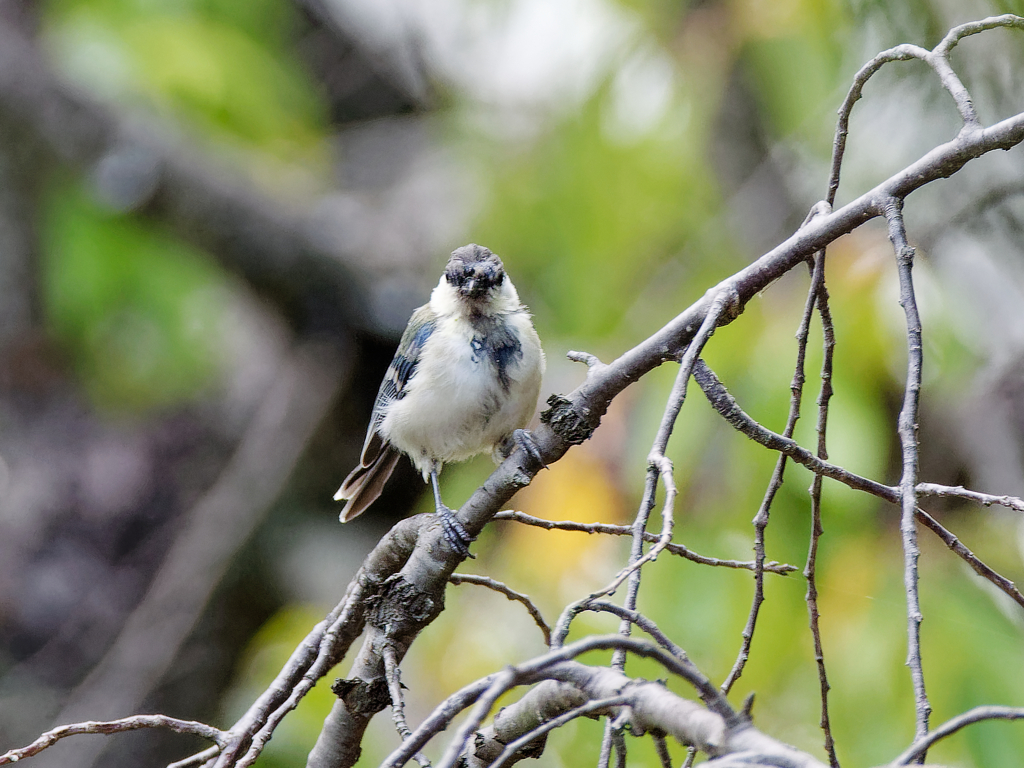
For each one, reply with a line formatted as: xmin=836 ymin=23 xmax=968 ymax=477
xmin=512 ymin=428 xmax=547 ymax=469
xmin=436 ymin=504 xmax=475 ymax=558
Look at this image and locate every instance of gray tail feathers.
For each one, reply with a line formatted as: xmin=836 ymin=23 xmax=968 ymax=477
xmin=335 ymin=446 xmax=401 ymax=522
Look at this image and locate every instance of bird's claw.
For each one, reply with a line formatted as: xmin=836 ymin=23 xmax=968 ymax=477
xmin=513 ymin=428 xmax=547 ymax=469
xmin=437 ymin=504 xmax=475 ymax=558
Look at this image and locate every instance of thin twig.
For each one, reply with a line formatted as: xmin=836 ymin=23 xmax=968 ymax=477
xmin=827 ymin=17 xmax=1024 ymax=204
xmin=218 ymin=517 xmax=423 ymax=767
xmin=0 ymin=716 xmax=226 ymax=765
xmin=550 ymin=599 xmax=690 ymax=661
xmin=915 ymin=508 xmax=1024 ymax=609
xmin=884 ymin=197 xmax=931 ymax=749
xmin=689 ymin=364 xmax=1024 ymax=613
xmin=597 ymin=288 xmax=739 ymax=610
xmin=891 ymin=705 xmax=1024 ymax=765
xmin=165 ymin=745 xmax=220 ymax=768
xmin=915 ymin=483 xmax=1024 ymax=513
xmin=610 ymin=726 xmax=627 ymax=768
xmin=721 ymin=228 xmax=825 ymax=695
xmin=692 ymin=361 xmax=899 ymax=504
xmin=449 ymin=574 xmax=551 ymax=646
xmin=805 ymin=252 xmax=840 ymax=768
xmin=934 ymin=15 xmax=1024 ymax=56
xmin=597 ymin=287 xmax=736 ymax=768
xmin=494 ymin=511 xmax=797 ymax=574
xmin=383 ymin=645 xmax=432 ymax=768
xmin=827 ymin=44 xmax=927 ymax=204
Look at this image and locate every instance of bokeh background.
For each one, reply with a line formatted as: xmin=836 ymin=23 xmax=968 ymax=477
xmin=1 ymin=0 xmax=1024 ymax=766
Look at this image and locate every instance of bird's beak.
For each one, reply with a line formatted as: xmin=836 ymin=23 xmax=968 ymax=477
xmin=461 ymin=278 xmax=480 ymax=297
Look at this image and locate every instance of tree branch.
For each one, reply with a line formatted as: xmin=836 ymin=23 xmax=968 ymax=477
xmin=804 ymin=252 xmax=839 ymax=768
xmin=883 ymin=197 xmax=930 ymax=746
xmin=493 ymin=511 xmax=798 ymax=574
xmin=0 ymin=716 xmax=225 ymax=765
xmin=449 ymin=573 xmax=551 ymax=646
xmin=891 ymin=705 xmax=1024 ymax=765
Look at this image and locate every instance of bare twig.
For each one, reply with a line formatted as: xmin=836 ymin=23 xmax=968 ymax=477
xmin=215 ymin=516 xmax=423 ymax=767
xmin=596 ymin=722 xmax=616 ymax=768
xmin=383 ymin=645 xmax=431 ymax=768
xmin=827 ymin=44 xmax=927 ymax=204
xmin=689 ymin=362 xmax=1024 ymax=614
xmin=610 ymin=726 xmax=627 ymax=768
xmin=805 ymin=253 xmax=839 ymax=768
xmin=166 ymin=746 xmax=221 ymax=768
xmin=386 ymin=635 xmax=831 ymax=768
xmin=692 ymin=361 xmax=900 ymax=504
xmin=449 ymin=574 xmax=551 ymax=646
xmin=827 ymin=15 xmax=1023 ymax=204
xmin=432 ymin=636 xmax=731 ymax=768
xmin=915 ymin=483 xmax=1024 ymax=513
xmin=494 ymin=511 xmax=797 ymax=574
xmin=891 ymin=705 xmax=1024 ymax=765
xmin=827 ymin=16 xmax=1024 ymax=204
xmin=597 ymin=286 xmax=736 ymax=765
xmin=549 ymin=599 xmax=690 ymax=662
xmin=914 ymin=508 xmax=1024 ymax=609
xmin=721 ymin=228 xmax=824 ymax=695
xmin=884 ymin=197 xmax=930 ymax=748
xmin=601 ymin=287 xmax=739 ymax=606
xmin=934 ymin=15 xmax=1024 ymax=55
xmin=567 ymin=350 xmax=606 ymax=371
xmin=0 ymin=716 xmax=225 ymax=765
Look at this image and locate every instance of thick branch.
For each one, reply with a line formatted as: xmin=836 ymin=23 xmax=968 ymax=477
xmin=302 ymin=102 xmax=1024 ymax=768
xmin=392 ymin=644 xmax=830 ymax=768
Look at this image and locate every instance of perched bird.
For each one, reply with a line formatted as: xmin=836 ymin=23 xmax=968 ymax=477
xmin=335 ymin=244 xmax=545 ymax=554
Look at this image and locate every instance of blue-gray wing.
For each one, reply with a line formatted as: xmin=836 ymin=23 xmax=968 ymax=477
xmin=335 ymin=305 xmax=435 ymax=520
xmin=367 ymin=305 xmax=436 ymax=433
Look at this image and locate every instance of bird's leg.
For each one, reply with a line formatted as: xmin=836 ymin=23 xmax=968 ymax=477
xmin=430 ymin=470 xmax=475 ymax=557
xmin=511 ymin=428 xmax=547 ymax=469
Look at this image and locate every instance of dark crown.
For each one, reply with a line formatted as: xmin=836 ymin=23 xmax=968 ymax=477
xmin=445 ymin=244 xmax=505 ymax=299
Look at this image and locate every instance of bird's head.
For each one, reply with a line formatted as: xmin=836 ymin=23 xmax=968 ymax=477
xmin=445 ymin=244 xmax=506 ymax=302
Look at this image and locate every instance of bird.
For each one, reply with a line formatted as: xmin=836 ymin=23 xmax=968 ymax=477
xmin=334 ymin=244 xmax=545 ymax=555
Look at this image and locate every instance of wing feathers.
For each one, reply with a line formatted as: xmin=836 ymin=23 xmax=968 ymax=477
xmin=335 ymin=306 xmax=435 ymax=521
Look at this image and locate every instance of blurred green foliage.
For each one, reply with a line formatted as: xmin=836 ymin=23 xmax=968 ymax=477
xmin=44 ymin=0 xmax=326 ymax=162
xmin=42 ymin=181 xmax=227 ymax=410
xmin=39 ymin=0 xmax=328 ymax=410
xmin=33 ymin=0 xmax=1024 ymax=764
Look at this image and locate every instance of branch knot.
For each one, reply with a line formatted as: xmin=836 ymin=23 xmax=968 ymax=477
xmin=330 ymin=677 xmax=391 ymax=716
xmin=366 ymin=575 xmax=442 ymax=631
xmin=540 ymin=394 xmax=600 ymax=445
